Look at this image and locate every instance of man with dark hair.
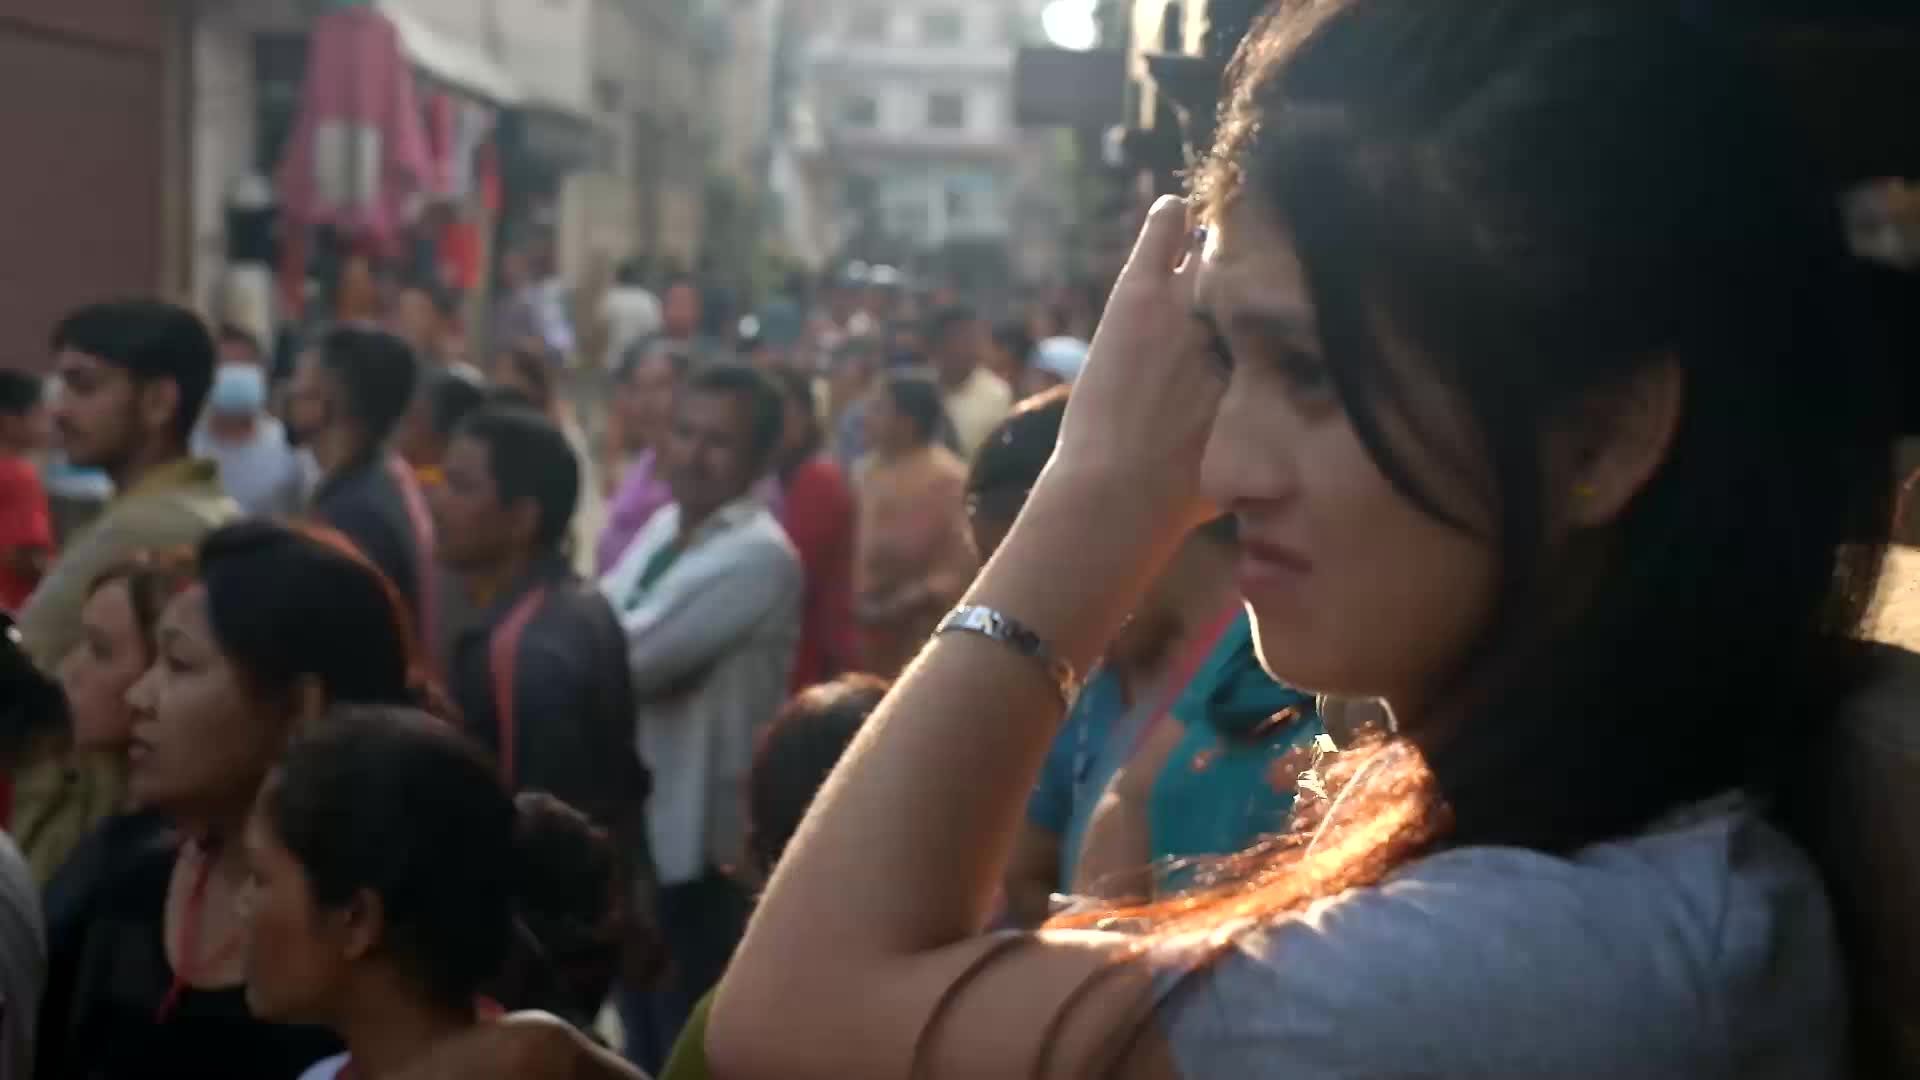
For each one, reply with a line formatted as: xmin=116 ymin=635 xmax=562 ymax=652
xmin=925 ymin=302 xmax=1010 ymax=459
xmin=289 ymin=325 xmax=435 ymax=641
xmin=600 ymin=363 xmax=800 ymax=1068
xmin=432 ymin=405 xmax=646 ymax=862
xmin=961 ymin=386 xmax=1315 ymax=925
xmin=15 ymin=299 xmax=237 ymax=882
xmin=396 ymin=363 xmax=488 ymax=487
xmin=21 ymin=300 xmax=236 ymax=671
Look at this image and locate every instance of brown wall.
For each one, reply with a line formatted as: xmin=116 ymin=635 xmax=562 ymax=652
xmin=0 ymin=2 xmax=179 ymax=371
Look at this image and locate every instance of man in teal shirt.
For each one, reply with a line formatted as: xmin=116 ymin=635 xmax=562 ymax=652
xmin=1150 ymin=611 xmax=1323 ymax=890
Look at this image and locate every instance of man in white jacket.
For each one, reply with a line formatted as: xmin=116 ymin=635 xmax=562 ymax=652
xmin=600 ymin=364 xmax=800 ymax=1070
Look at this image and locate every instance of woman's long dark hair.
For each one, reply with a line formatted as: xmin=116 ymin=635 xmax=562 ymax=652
xmin=1200 ymin=0 xmax=1890 ymax=853
xmin=1048 ymin=0 xmax=1894 ymax=995
xmin=198 ymin=520 xmax=445 ymax=718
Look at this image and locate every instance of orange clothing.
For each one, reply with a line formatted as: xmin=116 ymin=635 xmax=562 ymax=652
xmin=854 ymin=446 xmax=977 ymax=675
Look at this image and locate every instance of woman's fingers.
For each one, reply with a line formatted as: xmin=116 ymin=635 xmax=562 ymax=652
xmin=1121 ymin=195 xmax=1193 ymax=283
xmin=1049 ymin=194 xmax=1223 ymax=536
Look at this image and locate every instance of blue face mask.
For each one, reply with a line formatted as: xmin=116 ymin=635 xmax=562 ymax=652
xmin=208 ymin=363 xmax=267 ymax=417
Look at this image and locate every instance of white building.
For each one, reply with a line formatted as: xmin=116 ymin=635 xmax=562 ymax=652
xmin=806 ymin=0 xmax=1025 ymax=257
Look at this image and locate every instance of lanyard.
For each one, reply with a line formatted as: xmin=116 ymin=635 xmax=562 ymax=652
xmin=386 ymin=454 xmax=439 ymax=670
xmin=1125 ymin=604 xmax=1243 ymax=759
xmin=488 ymin=587 xmax=549 ymax=788
xmin=154 ymin=844 xmax=240 ymax=1024
xmin=1072 ymin=605 xmax=1240 ymax=788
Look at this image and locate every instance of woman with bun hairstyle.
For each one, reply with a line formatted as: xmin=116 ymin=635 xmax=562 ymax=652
xmin=38 ymin=520 xmax=441 ymax=1080
xmin=244 ymin=706 xmax=625 ymax=1080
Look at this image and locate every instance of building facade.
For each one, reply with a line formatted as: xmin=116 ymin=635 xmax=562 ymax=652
xmin=0 ymin=1 xmax=190 ymax=369
xmin=807 ymin=0 xmax=1025 ymax=262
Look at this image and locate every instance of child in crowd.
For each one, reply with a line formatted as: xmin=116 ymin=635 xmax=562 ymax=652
xmin=657 ymin=675 xmax=889 ymax=1079
xmin=0 ymin=370 xmax=53 ymax=612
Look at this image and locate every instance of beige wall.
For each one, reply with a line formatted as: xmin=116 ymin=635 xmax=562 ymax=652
xmin=558 ymin=172 xmax=641 ymax=283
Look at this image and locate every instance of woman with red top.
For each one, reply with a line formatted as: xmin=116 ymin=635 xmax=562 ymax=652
xmin=769 ymin=369 xmax=857 ymax=691
xmin=37 ymin=520 xmax=444 ymax=1080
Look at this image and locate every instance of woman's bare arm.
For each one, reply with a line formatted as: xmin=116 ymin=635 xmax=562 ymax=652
xmin=709 ymin=197 xmax=1220 ymax=1079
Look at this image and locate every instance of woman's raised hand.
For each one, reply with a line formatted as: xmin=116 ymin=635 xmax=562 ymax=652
xmin=1050 ymin=195 xmax=1222 ymax=534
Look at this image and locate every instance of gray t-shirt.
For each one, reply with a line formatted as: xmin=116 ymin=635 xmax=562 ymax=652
xmin=1154 ymin=801 xmax=1843 ymax=1078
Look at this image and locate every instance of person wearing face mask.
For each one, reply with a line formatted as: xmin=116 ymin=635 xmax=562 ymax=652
xmin=191 ymin=325 xmax=307 ymax=518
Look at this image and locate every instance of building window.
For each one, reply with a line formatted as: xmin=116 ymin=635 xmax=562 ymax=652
xmin=841 ymin=94 xmax=879 ymax=128
xmin=927 ymin=92 xmax=967 ymax=129
xmin=922 ymin=9 xmax=965 ymax=44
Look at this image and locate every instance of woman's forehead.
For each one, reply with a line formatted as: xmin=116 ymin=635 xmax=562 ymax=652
xmin=1196 ymin=204 xmax=1316 ymax=331
xmin=157 ymin=584 xmax=211 ymax=638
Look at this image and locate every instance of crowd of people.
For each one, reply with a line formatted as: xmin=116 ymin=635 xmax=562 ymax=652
xmin=0 ymin=131 xmax=1109 ymax=1078
xmin=1 ymin=1 xmax=1918 ymax=1077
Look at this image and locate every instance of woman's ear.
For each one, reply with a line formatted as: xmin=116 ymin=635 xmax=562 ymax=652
xmin=288 ymin=675 xmax=328 ymax=737
xmin=1554 ymin=359 xmax=1686 ymax=529
xmin=338 ymin=886 xmax=387 ymax=963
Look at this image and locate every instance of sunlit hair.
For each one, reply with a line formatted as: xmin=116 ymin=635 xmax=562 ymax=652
xmin=1030 ymin=0 xmax=1895 ymax=1061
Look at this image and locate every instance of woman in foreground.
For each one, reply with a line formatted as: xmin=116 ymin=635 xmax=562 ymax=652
xmin=706 ymin=2 xmax=1894 ymax=1076
xmin=243 ymin=707 xmax=619 ymax=1080
xmin=37 ymin=522 xmax=436 ymax=1078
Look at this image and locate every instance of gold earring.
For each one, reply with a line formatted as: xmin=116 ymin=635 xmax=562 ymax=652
xmin=1573 ymin=482 xmax=1598 ymax=500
